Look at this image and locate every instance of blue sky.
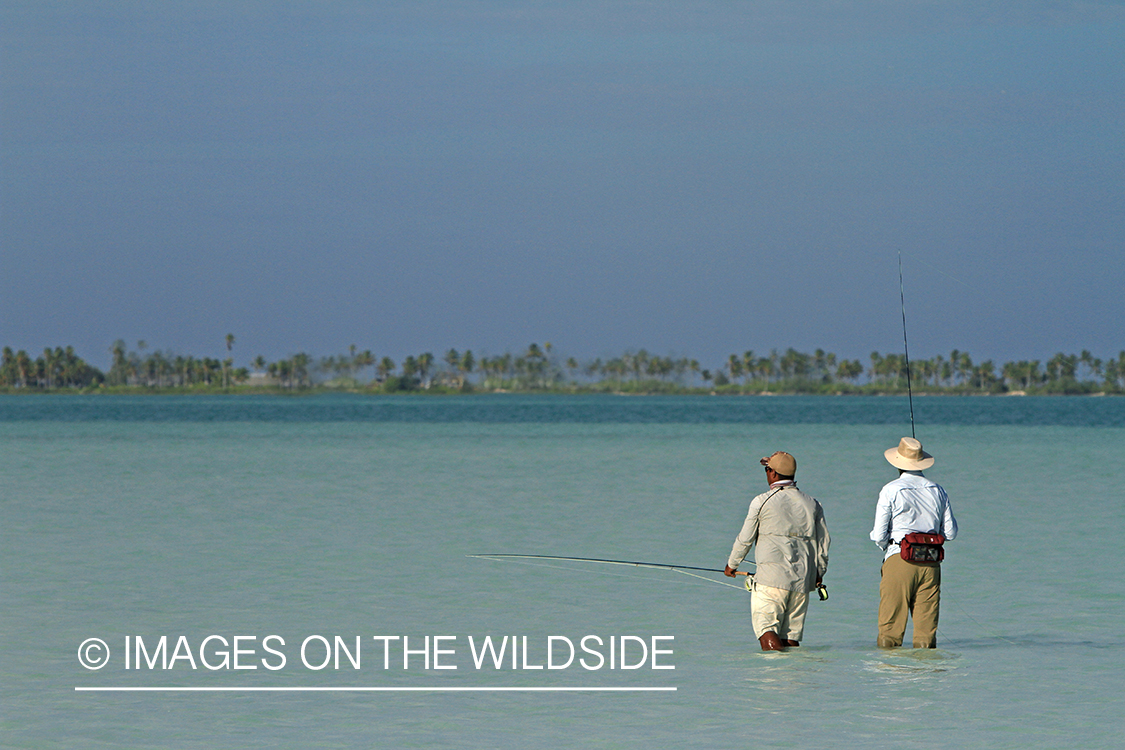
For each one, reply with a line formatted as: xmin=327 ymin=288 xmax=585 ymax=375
xmin=3 ymin=1 xmax=1123 ymax=370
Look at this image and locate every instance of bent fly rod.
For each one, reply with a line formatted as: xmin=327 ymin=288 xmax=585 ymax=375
xmin=899 ymin=252 xmax=916 ymax=439
xmin=468 ymin=554 xmax=752 ymax=576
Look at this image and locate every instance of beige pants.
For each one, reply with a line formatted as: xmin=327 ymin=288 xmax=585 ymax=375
xmin=878 ymin=555 xmax=941 ymax=648
xmin=751 ymin=582 xmax=809 ymax=642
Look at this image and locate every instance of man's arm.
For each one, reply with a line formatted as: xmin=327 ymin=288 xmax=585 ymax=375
xmin=724 ymin=496 xmax=763 ymax=575
xmin=869 ymin=486 xmax=894 ymax=550
xmin=940 ymin=487 xmax=958 ymax=541
xmin=814 ymin=503 xmax=830 ymax=582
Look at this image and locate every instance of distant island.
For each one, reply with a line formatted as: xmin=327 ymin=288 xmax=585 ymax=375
xmin=1 ymin=339 xmax=1122 ymax=396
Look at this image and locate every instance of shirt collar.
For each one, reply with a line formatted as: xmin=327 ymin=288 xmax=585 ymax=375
xmin=769 ymin=479 xmax=796 ymax=488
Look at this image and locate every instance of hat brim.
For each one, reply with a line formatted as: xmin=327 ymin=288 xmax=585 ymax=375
xmin=884 ymin=446 xmax=934 ymax=470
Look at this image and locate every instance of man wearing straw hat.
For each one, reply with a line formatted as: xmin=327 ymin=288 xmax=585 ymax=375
xmin=870 ymin=437 xmax=958 ymax=648
xmin=725 ymin=451 xmax=830 ymax=651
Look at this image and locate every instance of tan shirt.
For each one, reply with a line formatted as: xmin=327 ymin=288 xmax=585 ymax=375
xmin=728 ymin=483 xmax=830 ymax=592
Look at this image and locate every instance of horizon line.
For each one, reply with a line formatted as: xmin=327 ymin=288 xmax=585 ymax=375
xmin=75 ymin=686 xmax=677 ymax=692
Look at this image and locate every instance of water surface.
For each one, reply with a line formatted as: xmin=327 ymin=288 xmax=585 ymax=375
xmin=2 ymin=395 xmax=1121 ymax=748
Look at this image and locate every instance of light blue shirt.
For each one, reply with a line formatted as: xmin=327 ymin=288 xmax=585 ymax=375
xmin=870 ymin=471 xmax=957 ymax=561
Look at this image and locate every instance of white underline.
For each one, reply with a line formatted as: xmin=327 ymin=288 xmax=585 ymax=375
xmin=75 ymin=686 xmax=677 ymax=692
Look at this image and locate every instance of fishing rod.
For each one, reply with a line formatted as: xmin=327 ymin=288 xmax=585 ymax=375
xmin=467 ymin=553 xmax=752 ymax=576
xmin=470 ymin=554 xmax=828 ymax=599
xmin=899 ymin=252 xmax=916 ymax=439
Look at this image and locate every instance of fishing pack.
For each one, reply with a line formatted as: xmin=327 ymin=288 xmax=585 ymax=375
xmin=899 ymin=533 xmax=945 ymax=563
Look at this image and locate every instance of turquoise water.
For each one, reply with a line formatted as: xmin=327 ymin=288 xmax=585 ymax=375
xmin=3 ymin=395 xmax=1123 ymax=748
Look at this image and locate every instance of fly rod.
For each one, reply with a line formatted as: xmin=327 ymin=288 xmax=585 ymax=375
xmin=468 ymin=553 xmax=752 ymax=576
xmin=899 ymin=252 xmax=916 ymax=439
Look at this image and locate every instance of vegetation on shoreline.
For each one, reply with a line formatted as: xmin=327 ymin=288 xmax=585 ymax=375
xmin=2 ymin=340 xmax=1123 ymax=396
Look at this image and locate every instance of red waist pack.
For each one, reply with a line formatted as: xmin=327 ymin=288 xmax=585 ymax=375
xmin=899 ymin=533 xmax=945 ymax=563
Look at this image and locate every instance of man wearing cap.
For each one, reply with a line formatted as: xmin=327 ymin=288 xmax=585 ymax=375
xmin=870 ymin=437 xmax=958 ymax=648
xmin=724 ymin=451 xmax=830 ymax=651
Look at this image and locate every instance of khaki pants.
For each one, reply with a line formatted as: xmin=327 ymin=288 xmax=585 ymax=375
xmin=751 ymin=582 xmax=809 ymax=642
xmin=878 ymin=555 xmax=941 ymax=648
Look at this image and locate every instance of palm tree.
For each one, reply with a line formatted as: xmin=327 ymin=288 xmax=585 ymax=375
xmin=726 ymin=354 xmax=743 ymax=384
xmin=460 ymin=350 xmax=476 ymax=387
xmin=1046 ymin=352 xmax=1077 ymax=383
xmin=357 ymin=350 xmax=375 ymax=382
xmin=836 ymin=359 xmax=863 ymax=384
xmin=1079 ymin=350 xmax=1102 ymax=381
xmin=975 ymin=360 xmax=996 ymax=391
xmin=377 ymin=356 xmax=396 ymax=383
xmin=523 ymin=344 xmax=547 ymax=387
xmin=15 ymin=350 xmax=31 ymax=388
xmin=823 ymin=351 xmax=837 ymax=384
xmin=275 ymin=360 xmax=291 ymax=388
xmin=152 ymin=350 xmax=171 ymax=387
xmin=584 ymin=358 xmax=603 ymax=383
xmin=291 ymin=353 xmax=311 ymax=388
xmin=40 ymin=348 xmax=56 ymax=389
xmin=444 ymin=349 xmax=461 ymax=386
xmin=947 ymin=350 xmax=959 ymax=385
xmin=226 ymin=333 xmax=235 ymax=352
xmin=0 ymin=347 xmax=14 ymax=387
xmin=752 ymin=356 xmax=770 ymax=387
xmin=631 ymin=349 xmax=649 ymax=382
xmin=107 ymin=341 xmax=128 ymax=385
xmin=958 ymin=352 xmax=973 ymax=387
xmin=417 ymin=352 xmax=434 ymax=388
xmin=402 ymin=356 xmax=418 ymax=386
xmin=739 ymin=351 xmax=755 ymax=384
xmin=1102 ymin=353 xmax=1123 ymax=391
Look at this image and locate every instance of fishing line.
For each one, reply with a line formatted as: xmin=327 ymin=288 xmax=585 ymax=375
xmin=474 ymin=557 xmax=747 ymax=591
xmin=475 ymin=557 xmax=690 ymax=583
xmin=669 ymin=568 xmax=747 ymax=591
xmin=910 ymin=254 xmax=973 ymax=290
xmin=468 ymin=553 xmax=752 ymax=574
xmin=911 ymin=253 xmax=1047 ymax=344
xmin=946 ymin=591 xmax=1021 ymax=647
xmin=468 ymin=554 xmax=750 ymax=591
xmin=899 ymin=251 xmax=916 ymax=439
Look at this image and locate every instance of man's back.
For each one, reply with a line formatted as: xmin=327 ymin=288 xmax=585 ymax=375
xmin=871 ymin=471 xmax=957 ymax=559
xmin=873 ymin=438 xmax=957 ymax=648
xmin=739 ymin=486 xmax=828 ymax=593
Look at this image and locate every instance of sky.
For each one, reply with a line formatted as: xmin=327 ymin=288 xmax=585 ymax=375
xmin=3 ymin=1 xmax=1123 ymax=371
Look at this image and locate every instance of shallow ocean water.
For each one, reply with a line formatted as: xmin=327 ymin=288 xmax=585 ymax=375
xmin=2 ymin=395 xmax=1122 ymax=748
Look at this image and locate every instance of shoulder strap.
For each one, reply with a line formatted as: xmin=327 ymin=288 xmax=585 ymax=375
xmin=759 ymin=486 xmax=787 ymax=510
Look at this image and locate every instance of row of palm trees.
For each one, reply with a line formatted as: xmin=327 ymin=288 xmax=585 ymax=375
xmin=105 ymin=340 xmax=250 ymax=388
xmin=309 ymin=343 xmax=1125 ymax=394
xmin=860 ymin=349 xmax=1125 ymax=393
xmin=719 ymin=348 xmax=865 ymax=387
xmin=0 ymin=346 xmax=104 ymax=389
xmin=2 ymin=339 xmax=1124 ymax=394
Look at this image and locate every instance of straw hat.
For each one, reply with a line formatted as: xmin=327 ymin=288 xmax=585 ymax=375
xmin=884 ymin=437 xmax=933 ymax=470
